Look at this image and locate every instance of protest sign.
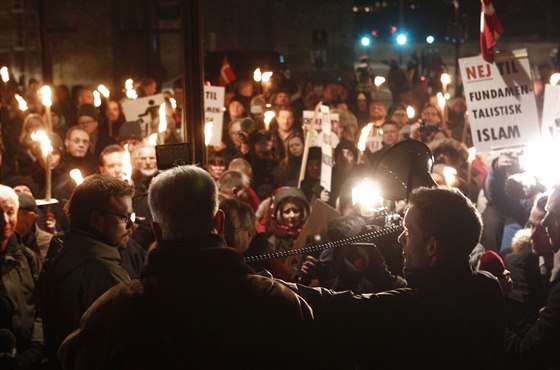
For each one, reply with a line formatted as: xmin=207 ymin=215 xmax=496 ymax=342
xmin=204 ymin=85 xmax=225 ymax=145
xmin=459 ymin=49 xmax=540 ymax=152
xmin=541 ymin=84 xmax=560 ymax=138
xmin=320 ymin=105 xmax=333 ymax=191
xmin=122 ymin=94 xmax=165 ymax=132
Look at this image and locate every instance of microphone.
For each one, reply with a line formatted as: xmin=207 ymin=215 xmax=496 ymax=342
xmin=0 ymin=328 xmax=16 ymax=358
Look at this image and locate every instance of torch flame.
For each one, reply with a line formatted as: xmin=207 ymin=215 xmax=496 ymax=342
xmin=205 ymin=120 xmax=214 ymax=146
xmin=93 ymin=91 xmax=102 ymax=107
xmin=122 ymin=144 xmax=132 ymax=182
xmin=40 ymin=85 xmax=52 ymax=107
xmin=406 ymin=106 xmax=415 ymax=119
xmin=69 ymin=169 xmax=84 ymax=185
xmin=261 ymin=71 xmax=273 ymax=83
xmin=125 ymin=79 xmax=134 ymax=90
xmin=15 ymin=94 xmax=28 ymax=111
xmin=468 ymin=147 xmax=476 ymax=162
xmin=0 ymin=66 xmax=8 ymax=83
xmin=550 ymin=73 xmax=560 ymax=86
xmin=357 ymin=123 xmax=373 ymax=152
xmin=97 ymin=84 xmax=110 ymax=98
xmin=31 ymin=130 xmax=53 ymax=157
xmin=436 ymin=92 xmax=446 ymax=111
xmin=158 ymin=103 xmax=167 ymax=133
xmin=440 ymin=73 xmax=451 ymax=86
xmin=169 ymin=97 xmax=177 ymax=109
xmin=443 ymin=166 xmax=457 ymax=187
xmin=148 ymin=133 xmax=158 ymax=146
xmin=263 ymin=110 xmax=275 ymax=130
xmin=126 ymin=89 xmax=138 ymax=100
xmin=253 ymin=68 xmax=262 ymax=82
xmin=374 ymin=76 xmax=385 ymax=87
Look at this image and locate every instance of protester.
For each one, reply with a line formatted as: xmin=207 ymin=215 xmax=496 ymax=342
xmin=0 ymin=185 xmax=45 ymax=369
xmin=58 ymin=165 xmax=313 ymax=370
xmin=288 ymin=187 xmax=505 ymax=369
xmin=38 ymin=175 xmax=132 ymax=367
xmin=505 ymin=184 xmax=560 ymax=369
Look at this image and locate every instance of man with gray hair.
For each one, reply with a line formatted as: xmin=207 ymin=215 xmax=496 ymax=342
xmin=0 ymin=185 xmax=45 ymax=368
xmin=59 ymin=165 xmax=313 ymax=370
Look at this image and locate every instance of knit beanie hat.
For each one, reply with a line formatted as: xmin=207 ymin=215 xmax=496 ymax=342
xmin=76 ymin=104 xmax=99 ymax=121
xmin=479 ymin=250 xmax=506 ymax=278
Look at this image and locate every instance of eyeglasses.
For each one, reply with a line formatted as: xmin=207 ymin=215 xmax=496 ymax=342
xmin=103 ymin=211 xmax=136 ymax=224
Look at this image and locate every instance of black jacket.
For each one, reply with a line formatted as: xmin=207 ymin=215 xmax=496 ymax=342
xmin=505 ymin=281 xmax=560 ymax=369
xmin=289 ymin=263 xmax=505 ymax=370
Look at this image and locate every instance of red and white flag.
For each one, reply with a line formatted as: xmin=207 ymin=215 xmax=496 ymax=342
xmin=218 ymin=56 xmax=237 ymax=86
xmin=480 ymin=0 xmax=504 ymax=63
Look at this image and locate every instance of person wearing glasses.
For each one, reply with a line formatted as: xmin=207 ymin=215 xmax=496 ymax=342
xmin=38 ymin=175 xmax=133 ymax=368
xmin=62 ymin=126 xmax=97 ymax=177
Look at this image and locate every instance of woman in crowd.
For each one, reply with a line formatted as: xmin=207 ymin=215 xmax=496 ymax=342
xmin=267 ymin=187 xmax=310 ymax=277
xmin=15 ymin=114 xmax=46 ymax=176
xmin=272 ymin=132 xmax=304 ymax=188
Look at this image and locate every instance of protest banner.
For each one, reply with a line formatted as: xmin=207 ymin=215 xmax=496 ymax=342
xmin=459 ymin=49 xmax=540 ymax=152
xmin=541 ymin=84 xmax=560 ymax=138
xmin=122 ymin=94 xmax=165 ymax=131
xmin=204 ymin=85 xmax=225 ymax=145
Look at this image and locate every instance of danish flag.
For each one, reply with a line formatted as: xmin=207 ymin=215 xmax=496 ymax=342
xmin=218 ymin=56 xmax=237 ymax=86
xmin=480 ymin=0 xmax=504 ymax=63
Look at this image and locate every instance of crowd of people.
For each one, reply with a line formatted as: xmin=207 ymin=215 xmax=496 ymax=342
xmin=0 ymin=58 xmax=558 ymax=369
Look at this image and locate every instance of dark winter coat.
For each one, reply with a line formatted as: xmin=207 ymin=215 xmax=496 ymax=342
xmin=289 ymin=263 xmax=505 ymax=370
xmin=58 ymin=233 xmax=314 ymax=370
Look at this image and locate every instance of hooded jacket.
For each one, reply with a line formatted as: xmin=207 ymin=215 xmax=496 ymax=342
xmin=38 ymin=231 xmax=130 ymax=365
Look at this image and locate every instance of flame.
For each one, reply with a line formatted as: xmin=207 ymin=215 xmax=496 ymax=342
xmin=15 ymin=94 xmax=28 ymax=111
xmin=97 ymin=84 xmax=110 ymax=98
xmin=374 ymin=76 xmax=385 ymax=87
xmin=40 ymin=85 xmax=52 ymax=107
xmin=440 ymin=73 xmax=451 ymax=86
xmin=148 ymin=133 xmax=158 ymax=146
xmin=253 ymin=68 xmax=262 ymax=82
xmin=443 ymin=166 xmax=457 ymax=186
xmin=125 ymin=79 xmax=134 ymax=90
xmin=0 ymin=66 xmax=8 ymax=83
xmin=31 ymin=130 xmax=53 ymax=157
xmin=468 ymin=147 xmax=476 ymax=162
xmin=261 ymin=71 xmax=273 ymax=83
xmin=550 ymin=73 xmax=560 ymax=86
xmin=158 ymin=103 xmax=167 ymax=133
xmin=406 ymin=106 xmax=415 ymax=119
xmin=126 ymin=89 xmax=138 ymax=99
xmin=205 ymin=120 xmax=214 ymax=146
xmin=358 ymin=123 xmax=373 ymax=152
xmin=264 ymin=110 xmax=275 ymax=130
xmin=436 ymin=92 xmax=446 ymax=111
xmin=93 ymin=90 xmax=102 ymax=107
xmin=69 ymin=169 xmax=84 ymax=185
xmin=122 ymin=144 xmax=132 ymax=182
xmin=169 ymin=97 xmax=177 ymax=109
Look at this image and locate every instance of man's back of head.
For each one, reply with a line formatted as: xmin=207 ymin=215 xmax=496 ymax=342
xmin=149 ymin=165 xmax=219 ymax=240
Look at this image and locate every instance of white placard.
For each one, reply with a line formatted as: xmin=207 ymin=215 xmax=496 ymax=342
xmin=459 ymin=49 xmax=540 ymax=152
xmin=204 ymin=85 xmax=225 ymax=146
xmin=319 ymin=105 xmax=333 ymax=192
xmin=541 ymin=84 xmax=560 ymax=138
xmin=122 ymin=94 xmax=165 ymax=127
